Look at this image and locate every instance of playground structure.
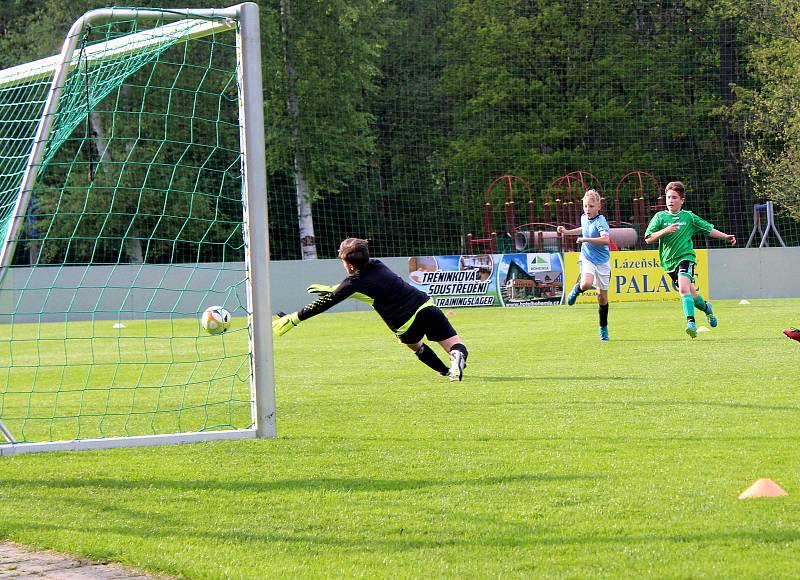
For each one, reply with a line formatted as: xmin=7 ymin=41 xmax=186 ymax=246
xmin=745 ymin=201 xmax=786 ymax=248
xmin=467 ymin=171 xmax=663 ymax=255
xmin=466 ymin=175 xmax=533 ymax=255
xmin=612 ymin=171 xmax=664 ymax=230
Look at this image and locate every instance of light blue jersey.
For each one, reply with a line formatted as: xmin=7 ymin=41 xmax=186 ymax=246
xmin=580 ymin=213 xmax=611 ymax=265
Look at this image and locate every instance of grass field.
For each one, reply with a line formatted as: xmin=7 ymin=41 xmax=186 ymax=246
xmin=1 ymin=318 xmax=253 ymax=442
xmin=1 ymin=298 xmax=799 ymax=578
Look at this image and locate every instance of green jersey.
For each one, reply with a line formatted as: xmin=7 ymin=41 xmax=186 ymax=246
xmin=645 ymin=210 xmax=713 ymax=272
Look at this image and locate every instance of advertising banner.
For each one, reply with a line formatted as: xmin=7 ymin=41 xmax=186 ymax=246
xmin=562 ymin=249 xmax=708 ymax=303
xmin=408 ymin=253 xmax=564 ymax=307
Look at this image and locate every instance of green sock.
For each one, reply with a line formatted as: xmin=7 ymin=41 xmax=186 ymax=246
xmin=681 ymin=294 xmax=695 ymax=319
xmin=693 ymin=295 xmax=707 ymax=313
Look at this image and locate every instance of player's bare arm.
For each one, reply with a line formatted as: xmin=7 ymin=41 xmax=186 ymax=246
xmin=709 ymin=229 xmax=736 ymax=245
xmin=557 ymin=225 xmax=582 ymax=236
xmin=645 ymin=224 xmax=678 ymax=244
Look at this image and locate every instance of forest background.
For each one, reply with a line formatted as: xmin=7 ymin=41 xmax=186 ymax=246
xmin=1 ymin=0 xmax=799 ymax=262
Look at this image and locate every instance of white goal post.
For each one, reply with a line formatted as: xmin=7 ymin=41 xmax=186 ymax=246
xmin=0 ymin=3 xmax=275 ymax=455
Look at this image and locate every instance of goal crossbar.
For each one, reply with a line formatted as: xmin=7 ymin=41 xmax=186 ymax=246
xmin=0 ymin=18 xmax=237 ymax=89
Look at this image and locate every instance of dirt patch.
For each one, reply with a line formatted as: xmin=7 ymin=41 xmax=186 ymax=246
xmin=0 ymin=542 xmax=168 ymax=579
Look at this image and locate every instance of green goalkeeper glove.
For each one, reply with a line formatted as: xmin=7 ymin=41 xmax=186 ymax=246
xmin=306 ymin=283 xmax=336 ymax=297
xmin=272 ymin=312 xmax=300 ymax=336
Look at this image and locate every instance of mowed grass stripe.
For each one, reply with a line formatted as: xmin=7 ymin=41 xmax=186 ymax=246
xmin=0 ymin=299 xmax=798 ymax=577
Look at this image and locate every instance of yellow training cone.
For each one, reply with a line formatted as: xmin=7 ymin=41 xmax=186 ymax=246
xmin=738 ymin=478 xmax=788 ymax=499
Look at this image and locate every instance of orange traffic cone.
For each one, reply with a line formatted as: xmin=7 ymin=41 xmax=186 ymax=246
xmin=738 ymin=479 xmax=789 ymax=499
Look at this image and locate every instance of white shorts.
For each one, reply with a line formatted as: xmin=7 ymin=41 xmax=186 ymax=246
xmin=579 ymin=259 xmax=611 ymax=291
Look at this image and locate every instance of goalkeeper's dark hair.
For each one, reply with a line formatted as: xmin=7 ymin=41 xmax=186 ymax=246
xmin=338 ymin=237 xmax=370 ymax=269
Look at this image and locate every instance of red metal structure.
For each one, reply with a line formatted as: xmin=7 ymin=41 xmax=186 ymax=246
xmin=612 ymin=171 xmax=662 ymax=240
xmin=543 ymin=170 xmax=604 ymax=227
xmin=536 ymin=171 xmax=603 ymax=251
xmin=466 ymin=171 xmax=668 ymax=254
xmin=467 ymin=175 xmax=534 ymax=254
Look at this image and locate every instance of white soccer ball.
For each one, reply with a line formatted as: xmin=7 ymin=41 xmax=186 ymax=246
xmin=201 ymin=305 xmax=231 ymax=335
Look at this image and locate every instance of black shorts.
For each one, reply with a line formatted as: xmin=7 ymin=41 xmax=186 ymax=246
xmin=398 ymin=305 xmax=457 ymax=344
xmin=667 ymin=260 xmax=696 ymax=287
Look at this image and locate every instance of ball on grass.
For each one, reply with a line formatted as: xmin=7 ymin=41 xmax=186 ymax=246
xmin=201 ymin=306 xmax=231 ymax=335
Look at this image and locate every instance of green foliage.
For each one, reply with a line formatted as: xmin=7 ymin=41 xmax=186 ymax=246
xmin=350 ymin=0 xmax=459 ymax=257
xmin=263 ymin=0 xmax=393 ymax=199
xmin=440 ymin=0 xmax=726 ymax=219
xmin=2 ymin=9 xmax=245 ymax=265
xmin=730 ymin=0 xmax=800 ymax=222
xmin=1 ymin=299 xmax=799 ymax=576
xmin=4 ymin=1 xmax=800 ymax=262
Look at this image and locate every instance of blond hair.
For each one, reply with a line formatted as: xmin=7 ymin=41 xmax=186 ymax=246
xmin=583 ymin=189 xmax=601 ymax=205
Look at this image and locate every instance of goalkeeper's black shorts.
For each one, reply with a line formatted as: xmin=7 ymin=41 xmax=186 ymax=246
xmin=398 ymin=305 xmax=457 ymax=345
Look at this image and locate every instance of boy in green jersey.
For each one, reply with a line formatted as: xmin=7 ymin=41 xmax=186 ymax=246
xmin=644 ymin=181 xmax=736 ymax=338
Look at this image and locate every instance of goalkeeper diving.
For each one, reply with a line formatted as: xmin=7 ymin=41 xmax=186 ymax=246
xmin=272 ymin=237 xmax=469 ymax=381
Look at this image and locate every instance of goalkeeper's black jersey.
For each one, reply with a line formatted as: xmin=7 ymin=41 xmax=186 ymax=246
xmin=297 ymin=259 xmax=430 ymax=332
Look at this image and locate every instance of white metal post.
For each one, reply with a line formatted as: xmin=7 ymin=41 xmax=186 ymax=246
xmin=237 ymin=2 xmax=277 ymax=438
xmin=0 ymin=421 xmax=15 ymax=444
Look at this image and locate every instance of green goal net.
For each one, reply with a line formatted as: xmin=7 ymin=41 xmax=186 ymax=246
xmin=0 ymin=3 xmax=274 ymax=455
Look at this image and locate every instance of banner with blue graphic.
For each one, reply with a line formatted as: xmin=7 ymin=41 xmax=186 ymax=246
xmin=408 ymin=253 xmax=564 ymax=307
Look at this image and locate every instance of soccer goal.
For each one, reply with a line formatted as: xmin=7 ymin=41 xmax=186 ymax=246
xmin=0 ymin=3 xmax=275 ymax=455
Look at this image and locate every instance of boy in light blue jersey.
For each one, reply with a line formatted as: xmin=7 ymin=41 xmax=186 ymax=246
xmin=557 ymin=189 xmax=612 ymax=341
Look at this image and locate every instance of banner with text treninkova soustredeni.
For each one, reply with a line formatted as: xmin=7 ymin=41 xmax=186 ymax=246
xmin=408 ymin=253 xmax=564 ymax=308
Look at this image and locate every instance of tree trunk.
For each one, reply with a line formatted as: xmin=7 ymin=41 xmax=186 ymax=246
xmin=89 ymin=110 xmax=143 ymax=264
xmin=719 ymin=17 xmax=749 ymax=242
xmin=280 ymin=0 xmax=318 ymax=259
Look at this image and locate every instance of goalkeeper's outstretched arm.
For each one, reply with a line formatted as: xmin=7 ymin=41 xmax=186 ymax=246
xmin=272 ymin=282 xmax=356 ymax=336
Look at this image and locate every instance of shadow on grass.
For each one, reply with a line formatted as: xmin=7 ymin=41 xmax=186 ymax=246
xmin=452 ymin=395 xmax=799 ymax=413
xmin=5 ymin=518 xmax=800 ymax=554
xmin=0 ymin=473 xmax=605 ymax=551
xmin=530 ymin=399 xmax=800 ymax=412
xmin=468 ymin=375 xmax=638 ymax=382
xmin=635 ymin=336 xmax=792 ymax=344
xmin=0 ymin=472 xmax=599 ymax=494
